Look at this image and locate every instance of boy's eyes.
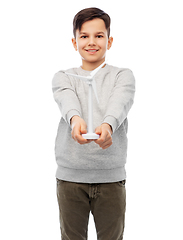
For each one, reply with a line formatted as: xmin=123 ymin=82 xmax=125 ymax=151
xmin=96 ymin=35 xmax=103 ymax=38
xmin=80 ymin=35 xmax=104 ymax=39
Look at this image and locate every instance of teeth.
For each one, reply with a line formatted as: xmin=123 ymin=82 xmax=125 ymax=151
xmin=87 ymin=50 xmax=97 ymax=52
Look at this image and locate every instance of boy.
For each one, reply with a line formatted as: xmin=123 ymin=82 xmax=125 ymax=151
xmin=52 ymin=7 xmax=135 ymax=240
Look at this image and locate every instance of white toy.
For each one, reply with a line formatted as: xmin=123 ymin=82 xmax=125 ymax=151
xmin=65 ymin=61 xmax=106 ymax=139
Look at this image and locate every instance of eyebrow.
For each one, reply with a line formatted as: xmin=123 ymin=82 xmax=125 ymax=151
xmin=96 ymin=32 xmax=105 ymax=35
xmin=79 ymin=32 xmax=87 ymax=35
xmin=79 ymin=31 xmax=105 ymax=35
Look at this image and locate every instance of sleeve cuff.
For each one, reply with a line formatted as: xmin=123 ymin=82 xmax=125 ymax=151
xmin=66 ymin=110 xmax=81 ymax=125
xmin=102 ymin=116 xmax=118 ymax=133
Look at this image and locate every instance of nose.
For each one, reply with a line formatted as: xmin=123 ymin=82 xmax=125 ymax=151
xmin=88 ymin=36 xmax=96 ymax=46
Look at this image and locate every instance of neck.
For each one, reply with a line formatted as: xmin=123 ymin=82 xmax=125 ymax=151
xmin=81 ymin=59 xmax=106 ymax=71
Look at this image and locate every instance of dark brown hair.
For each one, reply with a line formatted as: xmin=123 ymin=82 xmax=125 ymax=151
xmin=73 ymin=7 xmax=111 ymax=38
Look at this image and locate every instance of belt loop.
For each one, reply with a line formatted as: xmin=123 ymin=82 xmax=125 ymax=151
xmin=89 ymin=184 xmax=92 ymax=198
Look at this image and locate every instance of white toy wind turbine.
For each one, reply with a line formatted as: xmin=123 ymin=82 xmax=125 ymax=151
xmin=65 ymin=61 xmax=106 ymax=139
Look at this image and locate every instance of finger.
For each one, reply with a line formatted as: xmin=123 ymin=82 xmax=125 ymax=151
xmin=94 ymin=127 xmax=102 ymax=143
xmin=75 ymin=133 xmax=88 ymax=144
xmin=95 ymin=130 xmax=107 ymax=144
xmin=80 ymin=124 xmax=87 ymax=134
xmin=97 ymin=137 xmax=110 ymax=147
xmin=71 ymin=125 xmax=86 ymax=143
xmin=100 ymin=138 xmax=113 ymax=149
xmin=95 ymin=126 xmax=102 ymax=135
xmin=101 ymin=142 xmax=113 ymax=149
xmin=96 ymin=133 xmax=112 ymax=148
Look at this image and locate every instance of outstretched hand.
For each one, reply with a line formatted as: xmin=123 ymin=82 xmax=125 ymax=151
xmin=94 ymin=123 xmax=113 ymax=149
xmin=70 ymin=116 xmax=92 ymax=144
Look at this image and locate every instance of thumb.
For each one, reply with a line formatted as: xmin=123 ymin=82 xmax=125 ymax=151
xmin=80 ymin=123 xmax=87 ymax=134
xmin=95 ymin=126 xmax=102 ymax=135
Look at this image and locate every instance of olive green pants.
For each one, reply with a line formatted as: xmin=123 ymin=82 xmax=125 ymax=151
xmin=57 ymin=179 xmax=126 ymax=240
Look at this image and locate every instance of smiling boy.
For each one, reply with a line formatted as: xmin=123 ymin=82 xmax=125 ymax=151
xmin=52 ymin=7 xmax=135 ymax=240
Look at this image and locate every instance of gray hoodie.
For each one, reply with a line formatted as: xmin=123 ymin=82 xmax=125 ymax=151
xmin=52 ymin=64 xmax=135 ymax=183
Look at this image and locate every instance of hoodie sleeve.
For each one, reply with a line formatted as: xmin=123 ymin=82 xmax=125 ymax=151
xmin=52 ymin=71 xmax=82 ymax=124
xmin=102 ymin=69 xmax=135 ymax=133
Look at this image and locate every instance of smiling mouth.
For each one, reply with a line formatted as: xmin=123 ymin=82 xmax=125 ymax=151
xmin=85 ymin=49 xmax=99 ymax=53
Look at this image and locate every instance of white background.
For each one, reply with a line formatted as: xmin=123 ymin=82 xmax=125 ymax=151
xmin=0 ymin=0 xmax=183 ymax=239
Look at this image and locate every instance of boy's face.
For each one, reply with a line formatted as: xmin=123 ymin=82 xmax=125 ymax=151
xmin=72 ymin=18 xmax=113 ymax=70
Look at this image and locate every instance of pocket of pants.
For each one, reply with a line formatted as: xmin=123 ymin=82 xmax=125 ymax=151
xmin=56 ymin=179 xmax=66 ymax=200
xmin=56 ymin=178 xmax=65 ymax=186
xmin=117 ymin=180 xmax=126 ymax=187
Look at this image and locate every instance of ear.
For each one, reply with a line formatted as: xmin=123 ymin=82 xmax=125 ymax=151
xmin=72 ymin=38 xmax=77 ymax=51
xmin=107 ymin=36 xmax=113 ymax=50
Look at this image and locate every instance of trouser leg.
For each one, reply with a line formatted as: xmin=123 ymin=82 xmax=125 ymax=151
xmin=91 ymin=181 xmax=126 ymax=240
xmin=57 ymin=179 xmax=90 ymax=240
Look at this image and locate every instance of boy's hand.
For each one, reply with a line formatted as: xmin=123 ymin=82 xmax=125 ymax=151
xmin=94 ymin=123 xmax=113 ymax=149
xmin=70 ymin=116 xmax=92 ymax=144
